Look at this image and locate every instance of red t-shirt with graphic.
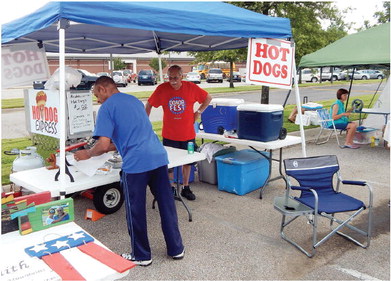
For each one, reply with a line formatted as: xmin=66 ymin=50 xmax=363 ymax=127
xmin=148 ymin=81 xmax=208 ymax=141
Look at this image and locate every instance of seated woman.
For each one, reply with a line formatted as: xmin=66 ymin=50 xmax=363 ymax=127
xmin=330 ymin=88 xmax=359 ymax=149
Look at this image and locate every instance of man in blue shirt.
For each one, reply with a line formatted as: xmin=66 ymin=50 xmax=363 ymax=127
xmin=74 ymin=76 xmax=184 ymax=266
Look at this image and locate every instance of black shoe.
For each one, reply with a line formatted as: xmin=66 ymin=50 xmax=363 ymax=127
xmin=181 ymin=186 xmax=196 ymax=201
xmin=172 ymin=186 xmax=180 ymax=201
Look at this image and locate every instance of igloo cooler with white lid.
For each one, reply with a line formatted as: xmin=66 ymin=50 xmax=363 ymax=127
xmin=201 ymin=98 xmax=244 ymax=134
xmin=237 ymin=103 xmax=286 ymax=142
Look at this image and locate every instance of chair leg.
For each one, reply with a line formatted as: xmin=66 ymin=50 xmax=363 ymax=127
xmin=280 ymin=214 xmax=317 ymax=258
xmin=315 ymin=129 xmax=334 ymax=145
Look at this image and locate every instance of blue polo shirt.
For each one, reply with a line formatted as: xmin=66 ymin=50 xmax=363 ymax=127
xmin=94 ymin=92 xmax=168 ymax=173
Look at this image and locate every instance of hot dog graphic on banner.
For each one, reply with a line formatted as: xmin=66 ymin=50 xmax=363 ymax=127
xmin=246 ymin=38 xmax=294 ymax=90
xmin=29 ymin=89 xmax=60 ymax=138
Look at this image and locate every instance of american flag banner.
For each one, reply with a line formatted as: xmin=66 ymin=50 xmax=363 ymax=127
xmin=25 ymin=231 xmax=136 ymax=280
xmin=25 ymin=231 xmax=94 ymax=257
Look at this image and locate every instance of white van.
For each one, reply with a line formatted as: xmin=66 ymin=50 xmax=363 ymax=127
xmin=300 ymin=68 xmax=320 ymax=83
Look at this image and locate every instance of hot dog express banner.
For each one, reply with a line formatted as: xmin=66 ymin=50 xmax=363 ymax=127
xmin=246 ymin=38 xmax=295 ymax=90
xmin=29 ymin=89 xmax=60 ymax=138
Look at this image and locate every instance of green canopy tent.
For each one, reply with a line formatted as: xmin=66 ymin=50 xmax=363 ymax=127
xmin=299 ymin=23 xmax=390 ymax=111
xmin=299 ymin=23 xmax=390 ymax=67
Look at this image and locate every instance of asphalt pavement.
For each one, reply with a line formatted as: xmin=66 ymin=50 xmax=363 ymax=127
xmin=69 ymin=129 xmax=389 ymax=280
xmin=1 ymin=82 xmax=390 ymax=280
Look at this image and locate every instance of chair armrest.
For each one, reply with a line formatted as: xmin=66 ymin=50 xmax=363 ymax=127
xmin=291 ymin=185 xmax=313 ymax=191
xmin=342 ymin=180 xmax=366 ymax=186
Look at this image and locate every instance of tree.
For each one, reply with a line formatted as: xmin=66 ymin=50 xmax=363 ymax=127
xmin=354 ymin=2 xmax=389 ymax=32
xmin=231 ymin=2 xmax=348 ymax=65
xmin=149 ymin=57 xmax=167 ymax=73
xmin=113 ymin=57 xmax=126 ymax=70
xmin=191 ymin=2 xmax=348 ymax=103
xmin=374 ymin=2 xmax=390 ymax=24
xmin=188 ymin=49 xmax=247 ymax=88
xmin=237 ymin=2 xmax=347 ymax=103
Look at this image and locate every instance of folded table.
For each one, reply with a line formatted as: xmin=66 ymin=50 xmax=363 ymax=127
xmin=196 ymin=132 xmax=302 ymax=198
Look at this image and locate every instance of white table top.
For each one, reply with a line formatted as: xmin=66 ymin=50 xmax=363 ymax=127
xmin=0 ymin=222 xmax=131 ymax=281
xmin=360 ymin=108 xmax=390 ymax=115
xmin=10 ymin=146 xmax=206 ymax=197
xmin=196 ymin=132 xmax=302 ymax=150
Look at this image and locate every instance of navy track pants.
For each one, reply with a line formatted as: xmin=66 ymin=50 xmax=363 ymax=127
xmin=120 ymin=165 xmax=184 ymax=260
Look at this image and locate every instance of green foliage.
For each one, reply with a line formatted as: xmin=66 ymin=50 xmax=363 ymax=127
xmin=2 ymin=98 xmax=25 ymax=109
xmin=229 ymin=1 xmax=348 ymax=65
xmin=113 ymin=57 xmax=126 ymax=70
xmin=374 ymin=2 xmax=390 ymax=24
xmin=149 ymin=57 xmax=167 ymax=73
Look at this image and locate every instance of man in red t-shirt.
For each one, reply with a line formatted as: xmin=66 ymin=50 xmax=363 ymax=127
xmin=146 ymin=65 xmax=212 ymax=200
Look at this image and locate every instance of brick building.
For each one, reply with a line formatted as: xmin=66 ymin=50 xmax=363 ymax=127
xmin=45 ymin=52 xmax=198 ymax=75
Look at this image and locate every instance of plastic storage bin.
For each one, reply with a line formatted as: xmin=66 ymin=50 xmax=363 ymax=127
xmin=197 ymin=143 xmax=236 ymax=185
xmin=201 ymin=98 xmax=244 ymax=134
xmin=215 ymin=149 xmax=270 ymax=195
xmin=237 ymin=103 xmax=284 ymax=142
xmin=353 ymin=127 xmax=379 ymax=144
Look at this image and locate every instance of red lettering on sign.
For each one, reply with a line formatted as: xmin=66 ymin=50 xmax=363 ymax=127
xmin=254 ymin=43 xmax=269 ymax=58
xmin=253 ymin=60 xmax=262 ymax=75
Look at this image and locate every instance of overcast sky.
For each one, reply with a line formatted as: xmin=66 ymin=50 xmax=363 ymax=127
xmin=0 ymin=0 xmax=386 ymax=30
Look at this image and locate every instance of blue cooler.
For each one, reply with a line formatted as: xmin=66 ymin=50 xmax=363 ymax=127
xmin=215 ymin=149 xmax=270 ymax=196
xmin=201 ymin=98 xmax=244 ymax=134
xmin=237 ymin=104 xmax=284 ymax=142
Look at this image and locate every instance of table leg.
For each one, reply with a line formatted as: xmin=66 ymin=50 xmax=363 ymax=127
xmin=151 ymin=167 xmax=192 ymax=222
xmin=250 ymin=147 xmax=287 ymax=199
xmin=174 ymin=167 xmax=192 ymax=222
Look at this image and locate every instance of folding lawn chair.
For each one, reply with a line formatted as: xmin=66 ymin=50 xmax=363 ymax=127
xmin=315 ymin=108 xmax=345 ymax=147
xmin=274 ymin=155 xmax=373 ymax=257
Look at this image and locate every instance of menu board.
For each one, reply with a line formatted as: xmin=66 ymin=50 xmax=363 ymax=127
xmin=67 ymin=91 xmax=94 ymax=135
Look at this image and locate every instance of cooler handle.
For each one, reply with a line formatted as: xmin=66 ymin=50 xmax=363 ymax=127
xmin=271 ymin=112 xmax=282 ymax=120
xmin=222 ymin=157 xmax=234 ymax=164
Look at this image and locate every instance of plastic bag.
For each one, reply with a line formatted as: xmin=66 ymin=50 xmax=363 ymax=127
xmin=44 ymin=66 xmax=82 ymax=90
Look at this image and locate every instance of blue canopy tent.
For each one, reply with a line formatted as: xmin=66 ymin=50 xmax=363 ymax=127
xmin=2 ymin=1 xmax=305 ymax=195
xmin=2 ymin=1 xmax=292 ymax=52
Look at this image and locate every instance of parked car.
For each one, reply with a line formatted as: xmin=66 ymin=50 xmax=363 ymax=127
xmin=226 ymin=71 xmax=241 ymax=82
xmin=300 ymin=68 xmax=320 ymax=83
xmin=138 ymin=70 xmax=157 ymax=85
xmin=111 ymin=70 xmax=128 ymax=87
xmin=349 ymin=69 xmax=384 ymax=80
xmin=33 ymin=69 xmax=98 ymax=90
xmin=186 ymin=72 xmax=201 ymax=84
xmin=320 ymin=67 xmax=345 ymax=81
xmin=97 ymin=72 xmax=111 ymax=77
xmin=206 ymin=68 xmax=223 ymax=83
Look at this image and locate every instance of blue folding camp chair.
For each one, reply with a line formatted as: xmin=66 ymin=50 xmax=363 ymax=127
xmin=315 ymin=108 xmax=345 ymax=147
xmin=274 ymin=155 xmax=373 ymax=257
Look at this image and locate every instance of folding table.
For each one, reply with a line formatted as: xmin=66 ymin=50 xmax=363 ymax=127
xmin=196 ymin=132 xmax=302 ymax=198
xmin=9 ymin=147 xmax=206 ymax=221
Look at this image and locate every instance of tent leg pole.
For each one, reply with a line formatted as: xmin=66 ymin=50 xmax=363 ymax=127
xmin=58 ymin=19 xmax=68 ymax=199
xmin=293 ymin=61 xmax=307 ymax=157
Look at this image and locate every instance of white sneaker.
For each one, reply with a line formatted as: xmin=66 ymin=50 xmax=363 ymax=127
xmin=172 ymin=249 xmax=185 ymax=260
xmin=121 ymin=253 xmax=152 ymax=266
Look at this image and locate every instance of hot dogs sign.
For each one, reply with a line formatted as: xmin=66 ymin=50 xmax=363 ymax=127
xmin=246 ymin=38 xmax=294 ymax=89
xmin=29 ymin=90 xmax=60 ymax=138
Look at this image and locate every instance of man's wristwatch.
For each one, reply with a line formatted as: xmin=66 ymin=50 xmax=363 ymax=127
xmin=196 ymin=110 xmax=202 ymax=114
